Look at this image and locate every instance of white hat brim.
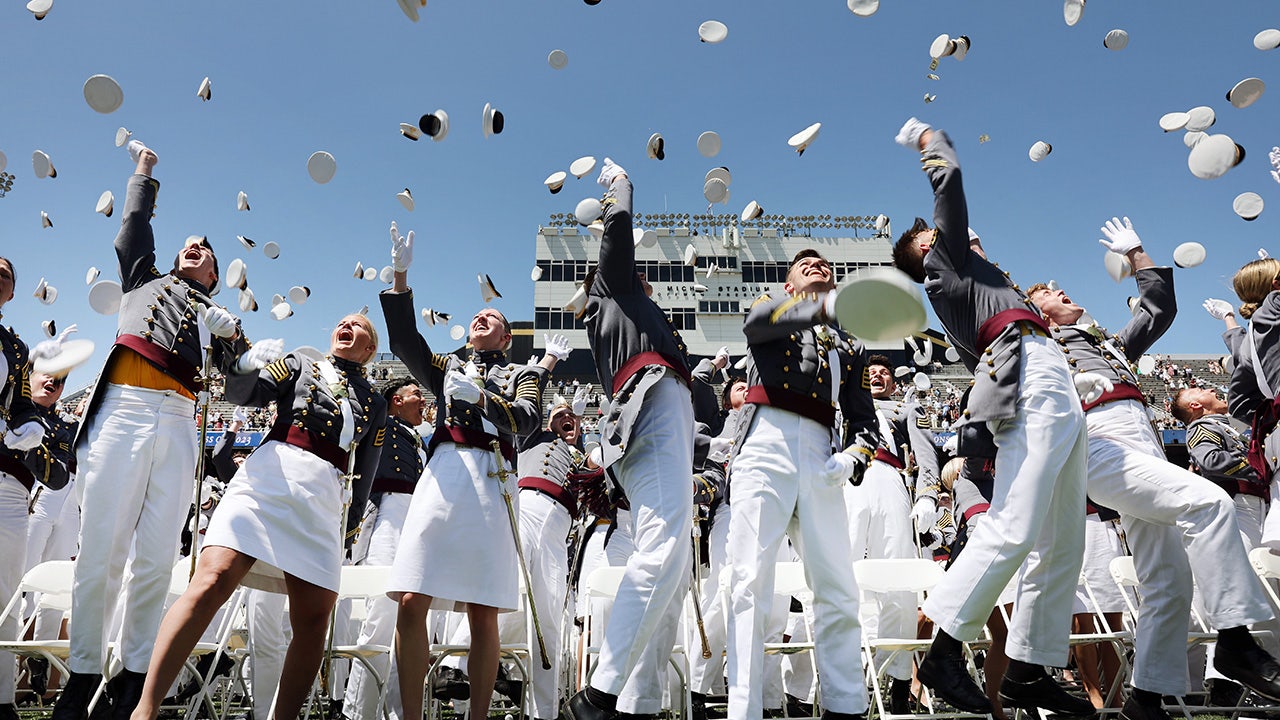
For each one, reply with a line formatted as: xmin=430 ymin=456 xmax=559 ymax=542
xmin=831 ymin=268 xmax=928 ymax=342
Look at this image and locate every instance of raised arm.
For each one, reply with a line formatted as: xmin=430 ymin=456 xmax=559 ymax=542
xmin=899 ymin=121 xmax=971 ymax=269
xmin=116 ymin=145 xmax=162 ymax=292
xmin=743 ymin=293 xmax=832 ymax=344
xmin=593 ymin=162 xmax=643 ymax=296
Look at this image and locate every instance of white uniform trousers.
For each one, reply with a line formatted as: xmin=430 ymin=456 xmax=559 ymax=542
xmin=246 ymin=588 xmax=289 ymax=719
xmin=71 ymin=385 xmax=196 ymax=674
xmin=847 ymin=460 xmax=916 ymax=680
xmin=922 ymin=334 xmax=1088 ymax=667
xmin=589 ymin=377 xmax=694 ymax=701
xmin=0 ymin=473 xmax=29 ymax=703
xmin=603 ymin=509 xmax=686 ymax=715
xmin=345 ymin=492 xmax=413 ymax=720
xmin=1083 ymin=398 xmax=1274 ymax=695
xmin=1201 ymin=493 xmax=1278 ymax=683
xmin=24 ymin=480 xmax=80 ymax=640
xmin=1264 ymin=477 xmax=1280 ymax=551
xmin=1074 ymin=515 xmax=1126 ymax=616
xmin=440 ymin=491 xmax=571 ymax=720
xmin=726 ymin=405 xmax=866 ymax=718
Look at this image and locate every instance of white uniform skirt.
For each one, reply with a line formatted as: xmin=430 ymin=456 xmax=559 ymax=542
xmin=204 ymin=440 xmax=345 ymax=593
xmin=387 ymin=443 xmax=520 ymax=612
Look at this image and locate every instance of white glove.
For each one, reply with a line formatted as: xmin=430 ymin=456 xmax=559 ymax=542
xmin=598 ymin=396 xmax=611 ymax=416
xmin=391 ymin=222 xmax=414 ymax=273
xmin=1073 ymin=372 xmax=1114 ymax=406
xmin=713 ymin=346 xmax=730 ymax=370
xmin=127 ymin=139 xmax=150 ymax=163
xmin=232 ymin=406 xmax=250 ymax=425
xmin=1270 ymin=147 xmax=1280 ymax=185
xmin=444 ymin=369 xmax=483 ymax=405
xmin=588 ymin=445 xmax=603 ymax=467
xmin=911 ymin=497 xmax=941 ymax=528
xmin=921 ymin=530 xmax=944 ymax=551
xmin=1203 ymin=298 xmax=1235 ymax=321
xmin=572 ymin=386 xmax=591 ymax=416
xmin=4 ymin=420 xmax=45 ymax=452
xmin=544 ymin=333 xmax=572 ymax=361
xmin=597 ymin=157 xmax=627 ymax=188
xmin=895 ymin=117 xmax=931 ymax=149
xmin=234 ymin=338 xmax=285 ymax=373
xmin=29 ymin=324 xmax=78 ymax=363
xmin=1097 ymin=216 xmax=1142 ymax=255
xmin=820 ymin=452 xmax=858 ymax=487
xmin=200 ymin=305 xmax=239 ymax=339
xmin=708 ymin=437 xmax=733 ymax=462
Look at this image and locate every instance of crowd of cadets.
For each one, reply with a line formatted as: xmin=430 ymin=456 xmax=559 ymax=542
xmin=5 ymin=128 xmax=1280 ymax=720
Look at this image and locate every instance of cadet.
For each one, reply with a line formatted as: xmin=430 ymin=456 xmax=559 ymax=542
xmin=724 ymin=247 xmax=879 ymax=720
xmin=381 ymin=222 xmax=545 ymax=720
xmin=344 ymin=378 xmax=427 ymax=720
xmin=1029 ymin=228 xmax=1280 ymax=719
xmin=56 ymin=143 xmax=247 ymax=720
xmin=129 ymin=315 xmax=386 ymax=720
xmin=853 ymin=354 xmax=941 ymax=713
xmin=891 ymin=119 xmax=1090 ymax=717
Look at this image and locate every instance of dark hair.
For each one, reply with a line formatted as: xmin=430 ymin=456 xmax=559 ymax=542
xmin=0 ymin=257 xmax=13 ymax=290
xmin=1169 ymin=388 xmax=1193 ymax=425
xmin=866 ymin=354 xmax=893 ymax=372
xmin=720 ymin=374 xmax=747 ymax=409
xmin=381 ymin=377 xmax=418 ymax=403
xmin=892 ymin=217 xmax=931 ymax=283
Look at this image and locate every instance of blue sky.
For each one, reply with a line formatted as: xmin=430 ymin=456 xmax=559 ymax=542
xmin=1 ymin=0 xmax=1276 ymax=381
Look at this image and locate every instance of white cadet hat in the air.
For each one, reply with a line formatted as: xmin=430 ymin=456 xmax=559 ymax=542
xmin=88 ymin=280 xmax=123 ymax=315
xmin=483 ymin=103 xmax=505 ymax=138
xmin=307 ymin=151 xmax=337 ymax=184
xmin=197 ymin=76 xmax=212 ymax=101
xmin=697 ymin=131 xmax=722 ymax=158
xmin=83 ymin=74 xmax=124 ymax=114
xmin=32 ymin=150 xmax=56 ymax=179
xmin=1234 ymin=192 xmax=1264 ymax=221
xmin=788 ymin=123 xmax=821 ymax=156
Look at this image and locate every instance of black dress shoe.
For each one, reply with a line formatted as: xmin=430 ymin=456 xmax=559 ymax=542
xmin=786 ymin=693 xmax=814 ymax=718
xmin=430 ymin=666 xmax=470 ymax=702
xmin=493 ymin=665 xmax=524 ymax=703
xmin=0 ymin=703 xmax=20 ymax=720
xmin=28 ymin=658 xmax=50 ymax=697
xmin=1118 ymin=695 xmax=1172 ymax=720
xmin=53 ymin=672 xmax=104 ymax=720
xmin=890 ymin=677 xmax=912 ymax=715
xmin=1214 ymin=634 xmax=1280 ymax=702
xmin=999 ymin=671 xmax=1095 ymax=717
xmin=108 ymin=670 xmax=147 ymax=720
xmin=565 ymin=690 xmax=617 ymax=720
xmin=1207 ymin=678 xmax=1246 ymax=707
xmin=821 ymin=712 xmax=866 ymax=720
xmin=917 ymin=648 xmax=992 ymax=714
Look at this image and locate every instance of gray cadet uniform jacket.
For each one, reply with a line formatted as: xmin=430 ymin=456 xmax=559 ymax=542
xmin=735 ymin=292 xmax=878 ymax=459
xmin=583 ymin=178 xmax=693 ymax=468
xmin=516 ymin=427 xmax=587 ymax=519
xmin=1046 ymin=266 xmax=1177 ymax=402
xmin=1226 ymin=293 xmax=1280 ymax=429
xmin=917 ymin=130 xmax=1051 ymax=425
xmin=1186 ymin=413 xmax=1267 ymax=499
xmin=76 ymin=174 xmax=248 ymax=448
xmin=381 ymin=289 xmax=545 ymax=462
xmin=369 ymin=415 xmax=426 ymax=504
xmin=874 ymin=396 xmax=941 ymax=503
xmin=226 ymin=352 xmax=387 ymax=547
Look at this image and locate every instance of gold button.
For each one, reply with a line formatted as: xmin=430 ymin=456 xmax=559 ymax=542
xmin=783 ymin=383 xmax=790 ymax=389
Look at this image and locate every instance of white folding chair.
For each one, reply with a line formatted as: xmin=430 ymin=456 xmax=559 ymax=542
xmin=579 ymin=565 xmax=690 ymax=719
xmin=855 ymin=558 xmax=990 ymax=720
xmin=0 ymin=560 xmax=76 ymax=700
xmin=426 ymin=573 xmax=533 ymax=720
xmin=321 ymin=565 xmax=396 ymax=720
